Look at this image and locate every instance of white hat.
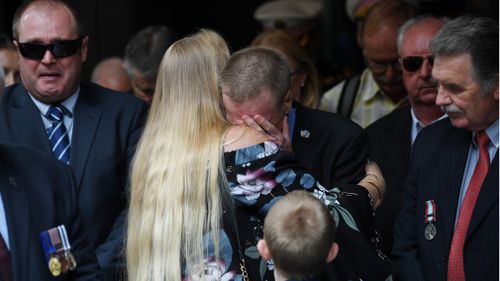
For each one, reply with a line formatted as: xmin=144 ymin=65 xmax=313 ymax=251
xmin=254 ymin=0 xmax=323 ymax=29
xmin=345 ymin=0 xmax=380 ymax=22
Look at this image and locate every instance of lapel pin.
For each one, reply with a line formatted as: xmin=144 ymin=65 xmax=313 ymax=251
xmin=8 ymin=177 xmax=17 ymax=186
xmin=300 ymin=130 xmax=310 ymax=139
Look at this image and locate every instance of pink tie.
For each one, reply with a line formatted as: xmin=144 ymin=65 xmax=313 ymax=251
xmin=447 ymin=131 xmax=490 ymax=281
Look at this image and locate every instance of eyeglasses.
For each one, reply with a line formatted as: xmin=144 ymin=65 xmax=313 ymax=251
xmin=366 ymin=59 xmax=401 ymax=73
xmin=401 ymin=56 xmax=434 ymax=73
xmin=16 ymin=38 xmax=82 ymax=60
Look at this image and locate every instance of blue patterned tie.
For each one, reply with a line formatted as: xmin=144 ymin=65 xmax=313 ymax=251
xmin=46 ymin=105 xmax=71 ymax=164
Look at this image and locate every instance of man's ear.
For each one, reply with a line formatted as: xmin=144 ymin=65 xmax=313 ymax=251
xmin=80 ymin=35 xmax=89 ymax=62
xmin=257 ymin=239 xmax=272 ymax=261
xmin=326 ymin=242 xmax=339 ymax=263
xmin=283 ymin=90 xmax=293 ymax=113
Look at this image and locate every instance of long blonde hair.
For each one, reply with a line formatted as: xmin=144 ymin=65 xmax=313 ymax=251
xmin=126 ymin=29 xmax=230 ymax=281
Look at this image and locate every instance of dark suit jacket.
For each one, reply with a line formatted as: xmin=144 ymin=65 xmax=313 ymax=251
xmin=393 ymin=118 xmax=499 ymax=281
xmin=292 ymin=103 xmax=393 ymax=280
xmin=292 ymin=102 xmax=368 ymax=187
xmin=366 ymin=106 xmax=412 ymax=255
xmin=0 ymin=83 xmax=147 ymax=277
xmin=0 ymin=142 xmax=100 ymax=281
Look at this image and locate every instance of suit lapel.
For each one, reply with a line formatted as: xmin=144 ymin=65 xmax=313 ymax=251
xmin=384 ymin=108 xmax=412 ymax=186
xmin=291 ymin=103 xmax=316 ymax=170
xmin=71 ymin=85 xmax=102 ymax=188
xmin=439 ymin=129 xmax=470 ymax=243
xmin=8 ymin=87 xmax=52 ymax=153
xmin=466 ymin=150 xmax=499 ymax=240
xmin=0 ymin=160 xmax=29 ymax=281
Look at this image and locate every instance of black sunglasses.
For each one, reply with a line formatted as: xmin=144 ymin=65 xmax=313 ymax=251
xmin=16 ymin=38 xmax=82 ymax=60
xmin=401 ymin=56 xmax=434 ymax=72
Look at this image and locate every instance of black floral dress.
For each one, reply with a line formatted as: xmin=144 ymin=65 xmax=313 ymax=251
xmin=182 ymin=141 xmax=392 ymax=281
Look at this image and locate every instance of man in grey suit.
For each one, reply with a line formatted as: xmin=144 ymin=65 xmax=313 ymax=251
xmin=0 ymin=1 xmax=146 ymax=279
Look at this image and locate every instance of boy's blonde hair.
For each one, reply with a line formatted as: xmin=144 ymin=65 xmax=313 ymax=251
xmin=264 ymin=190 xmax=336 ymax=279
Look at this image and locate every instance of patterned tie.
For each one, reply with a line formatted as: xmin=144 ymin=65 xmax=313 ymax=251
xmin=0 ymin=235 xmax=12 ymax=281
xmin=46 ymin=105 xmax=71 ymax=164
xmin=447 ymin=131 xmax=490 ymax=281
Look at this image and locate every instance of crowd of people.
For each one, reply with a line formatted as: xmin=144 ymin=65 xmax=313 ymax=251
xmin=0 ymin=0 xmax=497 ymax=281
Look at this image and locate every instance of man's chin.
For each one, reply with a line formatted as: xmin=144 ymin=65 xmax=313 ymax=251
xmin=448 ymin=116 xmax=468 ymax=129
xmin=418 ymin=91 xmax=438 ymax=104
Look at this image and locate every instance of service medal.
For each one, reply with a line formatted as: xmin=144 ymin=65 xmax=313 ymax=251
xmin=49 ymin=256 xmax=62 ymax=277
xmin=424 ymin=200 xmax=437 ymax=240
xmin=40 ymin=225 xmax=77 ymax=276
xmin=425 ymin=223 xmax=436 ymax=240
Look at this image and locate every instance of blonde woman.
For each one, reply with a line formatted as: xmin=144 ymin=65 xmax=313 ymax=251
xmin=127 ymin=29 xmax=390 ymax=281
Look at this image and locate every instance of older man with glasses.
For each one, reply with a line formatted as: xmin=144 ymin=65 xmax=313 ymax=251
xmin=320 ymin=0 xmax=416 ymax=128
xmin=0 ymin=0 xmax=147 ymax=280
xmin=365 ymin=15 xmax=447 ymax=256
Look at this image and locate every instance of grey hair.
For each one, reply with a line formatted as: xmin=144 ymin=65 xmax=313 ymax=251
xmin=397 ymin=15 xmax=449 ymax=55
xmin=124 ymin=25 xmax=178 ymax=82
xmin=430 ymin=15 xmax=499 ymax=96
xmin=220 ymin=46 xmax=291 ymax=104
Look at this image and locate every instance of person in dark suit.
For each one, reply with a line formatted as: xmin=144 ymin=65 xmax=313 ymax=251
xmin=0 ymin=142 xmax=101 ymax=281
xmin=366 ymin=16 xmax=446 ymax=256
xmin=0 ymin=1 xmax=147 ymax=279
xmin=393 ymin=16 xmax=498 ymax=281
xmin=221 ymin=48 xmax=368 ymax=188
xmin=220 ymin=46 xmax=391 ymax=281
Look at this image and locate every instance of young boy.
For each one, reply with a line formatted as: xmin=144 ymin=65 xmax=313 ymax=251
xmin=257 ymin=190 xmax=339 ymax=281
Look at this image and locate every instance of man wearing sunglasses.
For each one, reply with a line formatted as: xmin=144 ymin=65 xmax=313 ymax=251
xmin=393 ymin=16 xmax=498 ymax=281
xmin=0 ymin=0 xmax=147 ymax=280
xmin=365 ymin=15 xmax=447 ymax=257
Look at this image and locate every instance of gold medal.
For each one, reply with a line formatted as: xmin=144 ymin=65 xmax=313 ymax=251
xmin=49 ymin=256 xmax=62 ymax=277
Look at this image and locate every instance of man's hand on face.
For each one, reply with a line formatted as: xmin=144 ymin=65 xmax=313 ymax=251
xmin=241 ymin=114 xmax=293 ymax=152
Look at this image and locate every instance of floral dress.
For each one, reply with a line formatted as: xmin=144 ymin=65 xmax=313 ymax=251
xmin=183 ymin=141 xmax=392 ymax=281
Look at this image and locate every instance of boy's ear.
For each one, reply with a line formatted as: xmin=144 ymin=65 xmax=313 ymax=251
xmin=326 ymin=242 xmax=339 ymax=263
xmin=257 ymin=239 xmax=272 ymax=261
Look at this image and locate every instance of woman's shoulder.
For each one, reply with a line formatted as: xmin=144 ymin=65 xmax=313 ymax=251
xmin=223 ymin=125 xmax=269 ymax=152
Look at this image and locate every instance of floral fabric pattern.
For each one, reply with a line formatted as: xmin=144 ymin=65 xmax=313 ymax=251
xmin=186 ymin=141 xmax=389 ymax=281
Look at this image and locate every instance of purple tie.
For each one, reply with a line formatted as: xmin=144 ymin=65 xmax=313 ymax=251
xmin=0 ymin=234 xmax=12 ymax=281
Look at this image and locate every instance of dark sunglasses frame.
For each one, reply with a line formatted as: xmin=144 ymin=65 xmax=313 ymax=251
xmin=16 ymin=38 xmax=83 ymax=60
xmin=401 ymin=56 xmax=434 ymax=73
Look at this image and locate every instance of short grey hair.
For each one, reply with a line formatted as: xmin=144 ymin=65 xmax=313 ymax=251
xmin=430 ymin=15 xmax=498 ymax=96
xmin=397 ymin=15 xmax=449 ymax=55
xmin=220 ymin=47 xmax=291 ymax=104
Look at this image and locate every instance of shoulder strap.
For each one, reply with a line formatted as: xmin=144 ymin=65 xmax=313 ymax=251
xmin=337 ymin=74 xmax=361 ymax=118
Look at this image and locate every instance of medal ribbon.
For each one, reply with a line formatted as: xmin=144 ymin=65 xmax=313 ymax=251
xmin=425 ymin=200 xmax=436 ymax=223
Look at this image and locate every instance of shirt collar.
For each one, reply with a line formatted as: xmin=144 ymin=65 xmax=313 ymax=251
xmin=29 ymin=88 xmax=80 ymax=118
xmin=410 ymin=108 xmax=447 ymax=129
xmin=480 ymin=119 xmax=499 ymax=149
xmin=360 ymin=69 xmax=382 ymax=103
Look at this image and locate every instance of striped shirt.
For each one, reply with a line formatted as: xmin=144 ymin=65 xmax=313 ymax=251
xmin=319 ymin=68 xmax=407 ymax=128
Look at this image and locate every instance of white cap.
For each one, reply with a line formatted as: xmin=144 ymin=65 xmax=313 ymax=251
xmin=345 ymin=0 xmax=380 ymax=22
xmin=254 ymin=0 xmax=323 ymax=29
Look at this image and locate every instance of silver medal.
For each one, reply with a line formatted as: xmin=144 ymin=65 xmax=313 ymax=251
xmin=424 ymin=223 xmax=436 ymax=240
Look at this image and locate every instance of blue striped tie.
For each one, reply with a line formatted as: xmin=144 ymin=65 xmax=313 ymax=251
xmin=46 ymin=105 xmax=71 ymax=164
